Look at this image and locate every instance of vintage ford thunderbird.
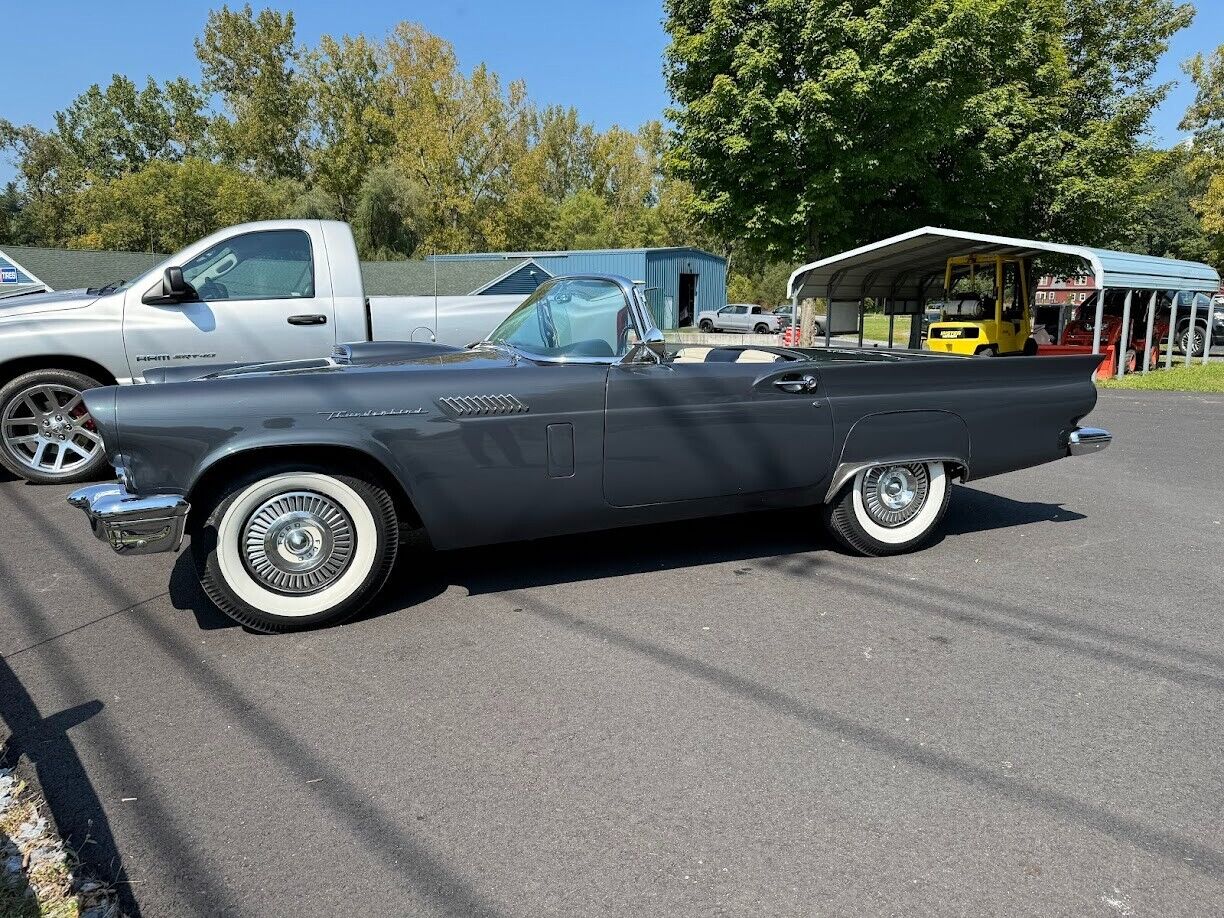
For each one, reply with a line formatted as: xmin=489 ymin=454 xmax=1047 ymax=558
xmin=67 ymin=274 xmax=1110 ymax=632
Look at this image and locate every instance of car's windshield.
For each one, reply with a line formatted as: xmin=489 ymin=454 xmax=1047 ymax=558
xmin=485 ymin=278 xmax=638 ymax=360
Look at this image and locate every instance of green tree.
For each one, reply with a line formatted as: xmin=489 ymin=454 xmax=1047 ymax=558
xmin=1180 ymin=43 xmax=1224 ymax=268
xmin=54 ymin=75 xmax=211 ymax=179
xmin=350 ymin=163 xmax=428 ymax=259
xmin=196 ymin=4 xmax=309 ymax=179
xmin=665 ymin=0 xmax=1192 ymax=262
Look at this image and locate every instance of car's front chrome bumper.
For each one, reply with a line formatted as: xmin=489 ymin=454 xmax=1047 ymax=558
xmin=1066 ymin=427 xmax=1112 ymax=456
xmin=67 ymin=484 xmax=190 ymax=555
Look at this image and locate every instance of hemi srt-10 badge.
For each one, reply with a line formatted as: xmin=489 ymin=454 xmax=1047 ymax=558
xmin=135 ymin=353 xmax=218 ymax=362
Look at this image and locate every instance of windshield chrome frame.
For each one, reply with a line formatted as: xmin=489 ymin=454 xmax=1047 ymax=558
xmin=482 ymin=273 xmax=655 ymax=366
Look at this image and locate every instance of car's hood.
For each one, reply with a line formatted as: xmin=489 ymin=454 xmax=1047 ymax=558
xmin=0 ymin=288 xmax=101 ymax=319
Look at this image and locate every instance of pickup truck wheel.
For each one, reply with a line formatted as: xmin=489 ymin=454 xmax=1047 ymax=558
xmin=822 ymin=461 xmax=950 ymax=557
xmin=753 ymin=323 xmax=771 ymax=334
xmin=194 ymin=469 xmax=398 ymax=633
xmin=699 ymin=319 xmax=714 ymax=332
xmin=0 ymin=369 xmax=108 ymax=484
xmin=1179 ymin=324 xmax=1207 ymax=357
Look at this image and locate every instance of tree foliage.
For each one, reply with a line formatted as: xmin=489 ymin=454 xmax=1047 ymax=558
xmin=0 ymin=8 xmax=699 ymax=259
xmin=1180 ymin=43 xmax=1224 ymax=266
xmin=665 ymin=0 xmax=1193 ymax=263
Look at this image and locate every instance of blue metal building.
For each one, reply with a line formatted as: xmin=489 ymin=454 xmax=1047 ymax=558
xmin=428 ymin=247 xmax=727 ymax=328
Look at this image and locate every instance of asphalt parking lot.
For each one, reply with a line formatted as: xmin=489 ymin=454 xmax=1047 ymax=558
xmin=2 ymin=390 xmax=1222 ymax=917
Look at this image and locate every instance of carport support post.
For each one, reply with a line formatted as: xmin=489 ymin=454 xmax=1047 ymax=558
xmin=1202 ymin=298 xmax=1213 ymax=366
xmin=1090 ymin=285 xmax=1106 ymax=357
xmin=1142 ymin=290 xmax=1157 ymax=374
xmin=1185 ymin=293 xmax=1198 ymax=367
xmin=1116 ymin=290 xmax=1133 ymax=378
xmin=888 ymin=310 xmax=895 ymax=348
xmin=857 ymin=298 xmax=865 ymax=348
xmin=1166 ymin=294 xmax=1179 ymax=369
xmin=790 ymin=293 xmax=798 ymax=346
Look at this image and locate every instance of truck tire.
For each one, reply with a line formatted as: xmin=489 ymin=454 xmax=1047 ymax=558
xmin=1179 ymin=322 xmax=1207 ymax=357
xmin=754 ymin=322 xmax=771 ymax=334
xmin=699 ymin=319 xmax=714 ymax=332
xmin=0 ymin=368 xmax=109 ymax=484
xmin=1023 ymin=337 xmax=1038 ymax=356
xmin=975 ymin=346 xmax=998 ymax=357
xmin=193 ymin=467 xmax=399 ymax=633
xmin=822 ymin=461 xmax=951 ymax=557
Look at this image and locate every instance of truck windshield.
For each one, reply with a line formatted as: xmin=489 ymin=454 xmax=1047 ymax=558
xmin=486 ymin=278 xmax=638 ymax=360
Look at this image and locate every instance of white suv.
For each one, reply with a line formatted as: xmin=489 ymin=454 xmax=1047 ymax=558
xmin=696 ymin=304 xmax=782 ymax=334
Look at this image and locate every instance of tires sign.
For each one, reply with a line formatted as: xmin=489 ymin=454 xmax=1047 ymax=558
xmin=0 ymin=267 xmax=17 ymax=284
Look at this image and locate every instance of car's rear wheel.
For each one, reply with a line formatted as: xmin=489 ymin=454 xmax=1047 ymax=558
xmin=754 ymin=323 xmax=771 ymax=334
xmin=699 ymin=319 xmax=714 ymax=332
xmin=0 ymin=369 xmax=109 ymax=484
xmin=822 ymin=461 xmax=951 ymax=556
xmin=193 ymin=468 xmax=398 ymax=633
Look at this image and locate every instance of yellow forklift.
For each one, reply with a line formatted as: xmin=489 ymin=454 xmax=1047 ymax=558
xmin=924 ymin=254 xmax=1037 ymax=356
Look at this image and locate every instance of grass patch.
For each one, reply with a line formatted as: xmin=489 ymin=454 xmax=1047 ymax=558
xmin=1097 ymin=361 xmax=1224 ymax=392
xmin=860 ymin=314 xmax=913 ymax=342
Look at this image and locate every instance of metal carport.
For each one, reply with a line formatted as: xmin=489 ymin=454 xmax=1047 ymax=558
xmin=787 ymin=227 xmax=1220 ymax=375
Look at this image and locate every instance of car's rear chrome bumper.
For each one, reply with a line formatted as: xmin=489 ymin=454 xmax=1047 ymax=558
xmin=1066 ymin=427 xmax=1112 ymax=456
xmin=67 ymin=484 xmax=190 ymax=555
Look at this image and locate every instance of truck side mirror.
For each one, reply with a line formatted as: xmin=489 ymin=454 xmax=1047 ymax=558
xmin=143 ymin=266 xmax=198 ymax=305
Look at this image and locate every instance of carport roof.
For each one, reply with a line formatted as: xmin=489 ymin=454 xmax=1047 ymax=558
xmin=788 ymin=227 xmax=1221 ymax=300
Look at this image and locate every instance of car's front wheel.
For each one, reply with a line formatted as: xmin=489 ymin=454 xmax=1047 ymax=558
xmin=193 ymin=468 xmax=399 ymax=632
xmin=822 ymin=461 xmax=951 ymax=556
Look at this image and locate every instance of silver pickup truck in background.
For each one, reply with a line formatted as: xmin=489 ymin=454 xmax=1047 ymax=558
xmin=0 ymin=219 xmax=518 ymax=484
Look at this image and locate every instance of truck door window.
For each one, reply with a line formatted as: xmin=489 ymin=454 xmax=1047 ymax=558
xmin=182 ymin=230 xmax=314 ymax=302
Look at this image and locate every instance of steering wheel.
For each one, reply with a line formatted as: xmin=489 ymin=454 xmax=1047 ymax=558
xmin=199 ymin=279 xmax=228 ymax=301
xmin=537 ymin=299 xmax=559 ymax=348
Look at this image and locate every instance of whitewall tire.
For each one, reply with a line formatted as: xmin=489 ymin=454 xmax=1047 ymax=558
xmin=823 ymin=461 xmax=951 ymax=556
xmin=194 ymin=468 xmax=398 ymax=632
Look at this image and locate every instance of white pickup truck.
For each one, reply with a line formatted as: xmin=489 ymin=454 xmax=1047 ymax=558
xmin=695 ymin=303 xmax=784 ymax=335
xmin=0 ymin=219 xmax=511 ymax=484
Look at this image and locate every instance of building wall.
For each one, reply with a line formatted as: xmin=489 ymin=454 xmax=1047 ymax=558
xmin=479 ymin=262 xmax=553 ymax=295
xmin=431 ymin=248 xmax=728 ymax=329
xmin=645 ymin=249 xmax=727 ymax=328
xmin=1035 ymin=272 xmax=1096 ymax=306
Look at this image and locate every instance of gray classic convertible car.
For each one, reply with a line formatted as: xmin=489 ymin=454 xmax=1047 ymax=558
xmin=67 ymin=274 xmax=1110 ymax=632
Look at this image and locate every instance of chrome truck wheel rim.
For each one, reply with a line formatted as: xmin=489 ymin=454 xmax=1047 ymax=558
xmin=1 ymin=384 xmax=102 ymax=475
xmin=241 ymin=491 xmax=355 ymax=594
xmin=862 ymin=464 xmax=929 ymax=527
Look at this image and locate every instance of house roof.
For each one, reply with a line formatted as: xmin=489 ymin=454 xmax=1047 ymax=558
xmin=0 ymin=244 xmax=164 ymax=292
xmin=428 ymin=246 xmax=723 ymax=261
xmin=789 ymin=227 xmax=1221 ymax=300
xmin=360 ymin=258 xmax=542 ymax=296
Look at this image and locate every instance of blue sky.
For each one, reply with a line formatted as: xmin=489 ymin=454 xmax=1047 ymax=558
xmin=1 ymin=0 xmax=1220 ymax=185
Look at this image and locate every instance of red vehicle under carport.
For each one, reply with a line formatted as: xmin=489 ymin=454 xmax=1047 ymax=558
xmin=1058 ymin=289 xmax=1167 ymax=374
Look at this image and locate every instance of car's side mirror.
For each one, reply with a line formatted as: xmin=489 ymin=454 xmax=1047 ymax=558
xmin=143 ymin=266 xmax=198 ymax=305
xmin=641 ymin=327 xmax=667 ymax=363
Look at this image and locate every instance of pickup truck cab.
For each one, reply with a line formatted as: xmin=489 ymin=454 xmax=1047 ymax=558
xmin=0 ymin=220 xmax=376 ymax=483
xmin=696 ymin=304 xmax=782 ymax=335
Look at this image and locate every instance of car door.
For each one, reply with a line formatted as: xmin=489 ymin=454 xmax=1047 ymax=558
xmin=603 ymin=345 xmax=835 ymax=507
xmin=122 ymin=227 xmax=336 ymax=379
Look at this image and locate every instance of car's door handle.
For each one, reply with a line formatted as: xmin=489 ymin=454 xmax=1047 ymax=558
xmin=288 ymin=314 xmax=327 ymax=326
xmin=773 ymin=374 xmax=818 ymax=393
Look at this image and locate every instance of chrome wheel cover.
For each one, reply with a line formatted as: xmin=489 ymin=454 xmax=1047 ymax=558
xmin=241 ymin=491 xmax=356 ymax=595
xmin=861 ymin=464 xmax=930 ymax=528
xmin=1 ymin=384 xmax=102 ymax=476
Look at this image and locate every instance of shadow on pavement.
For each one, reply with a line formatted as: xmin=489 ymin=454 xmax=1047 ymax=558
xmin=0 ymin=659 xmax=141 ymax=918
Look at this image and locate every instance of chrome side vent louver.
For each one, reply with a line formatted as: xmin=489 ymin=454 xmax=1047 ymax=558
xmin=437 ymin=394 xmax=530 ymax=417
